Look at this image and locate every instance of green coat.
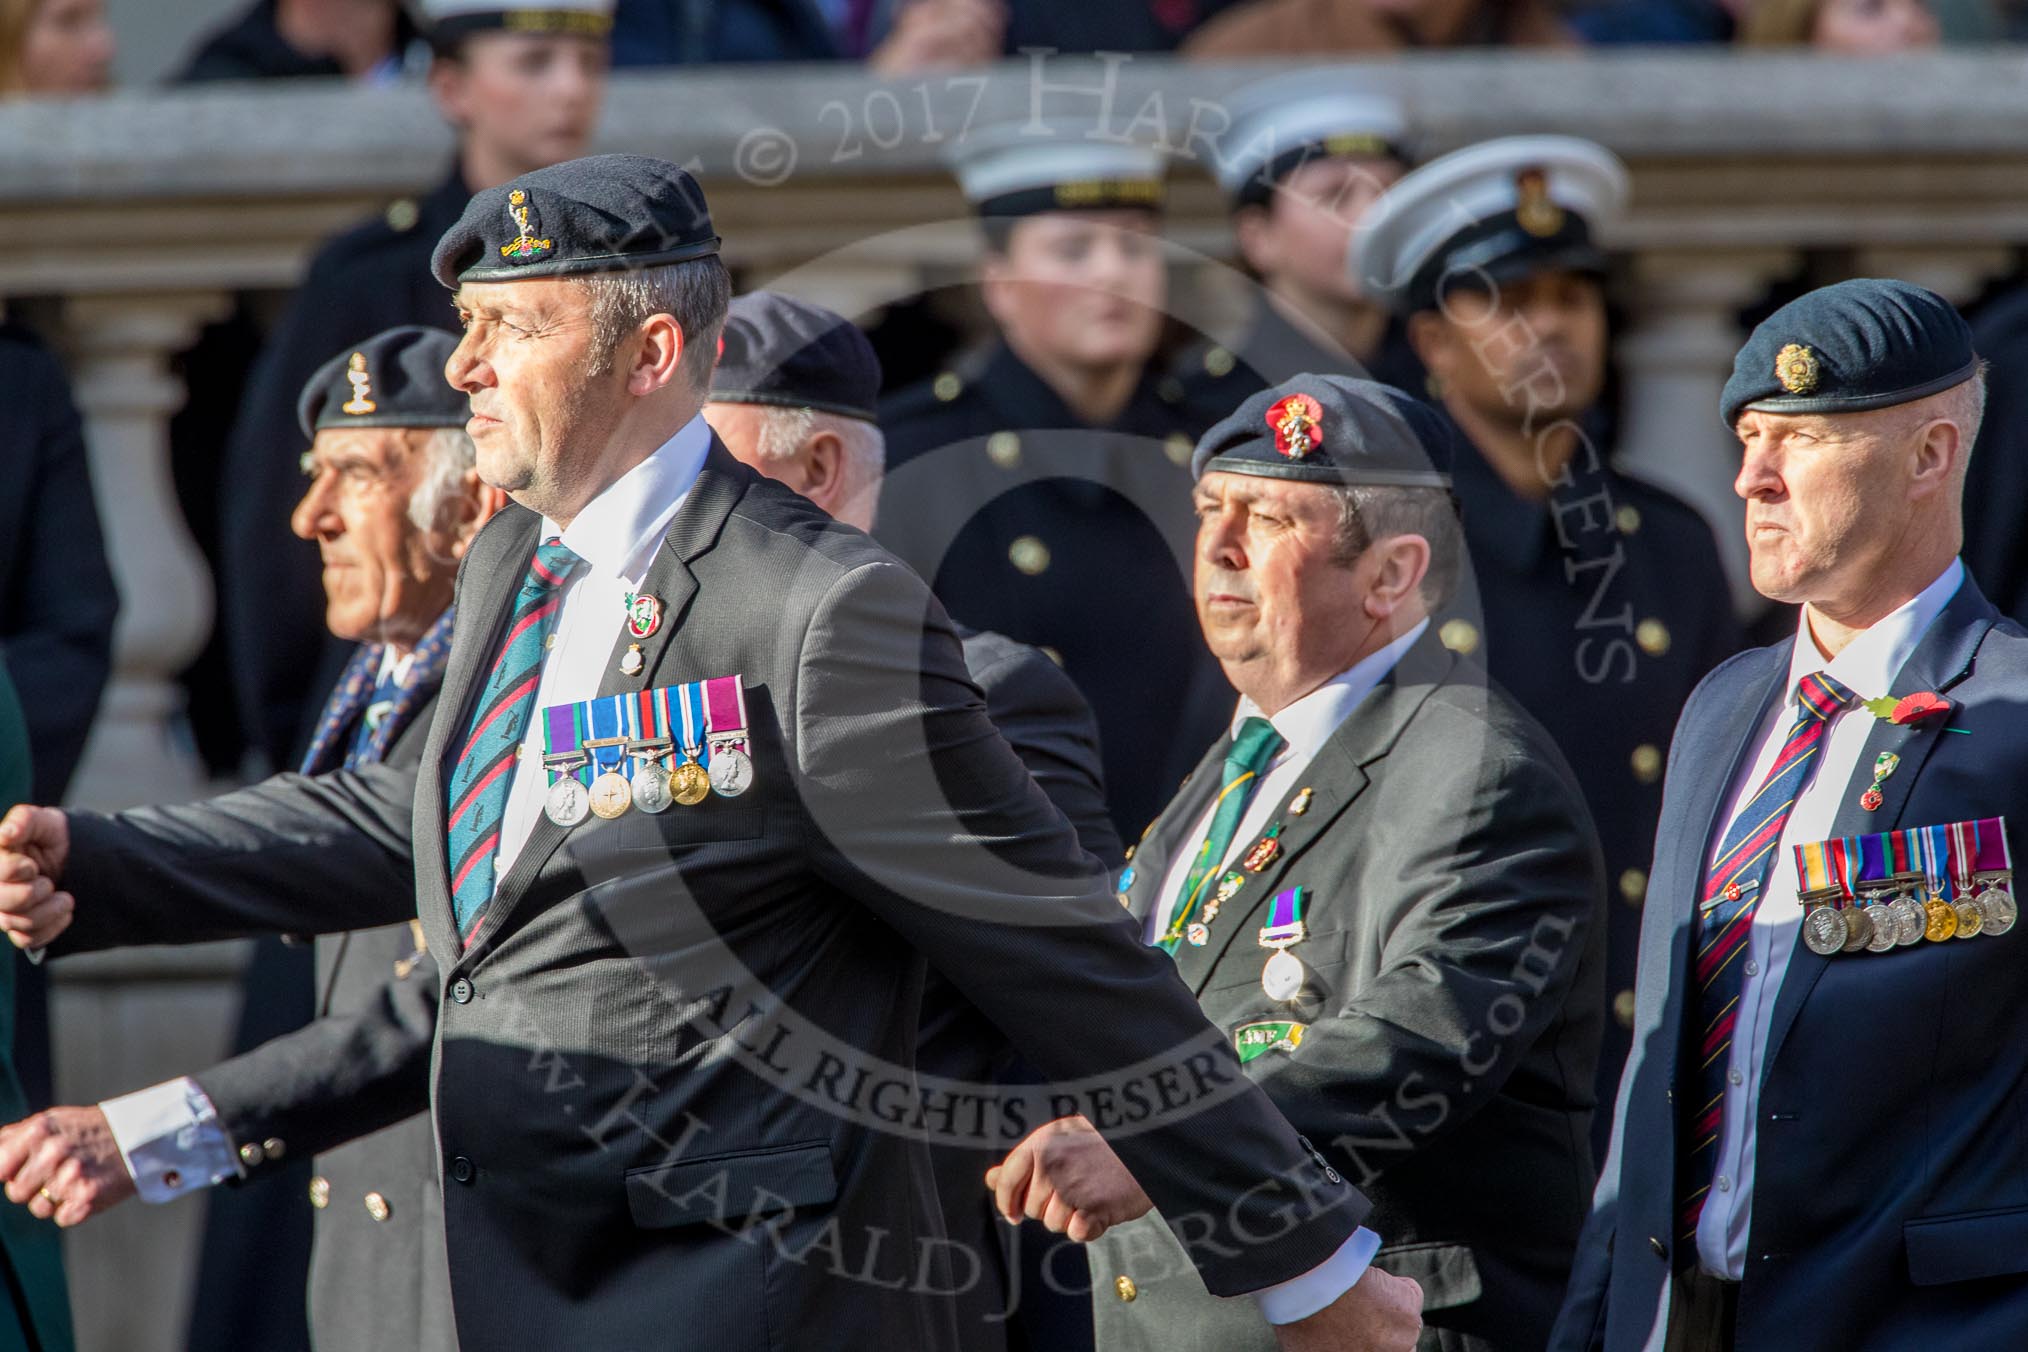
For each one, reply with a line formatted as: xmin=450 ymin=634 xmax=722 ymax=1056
xmin=0 ymin=658 xmax=73 ymax=1352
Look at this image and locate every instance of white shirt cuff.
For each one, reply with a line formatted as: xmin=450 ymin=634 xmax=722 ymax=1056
xmin=98 ymin=1077 xmax=237 ymax=1203
xmin=1252 ymin=1225 xmax=1382 ymax=1325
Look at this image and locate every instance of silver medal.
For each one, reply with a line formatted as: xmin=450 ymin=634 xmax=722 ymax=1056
xmin=1864 ymin=902 xmax=1897 ymax=953
xmin=1890 ymin=894 xmax=1927 ymax=947
xmin=545 ymin=776 xmax=590 ymax=827
xmin=1979 ymin=883 xmax=2018 ymax=936
xmin=1803 ymin=904 xmax=1847 ymax=957
xmin=709 ymin=746 xmax=754 ymax=798
xmin=632 ymin=762 xmax=674 ymax=815
xmin=1261 ymin=948 xmax=1305 ymax=1002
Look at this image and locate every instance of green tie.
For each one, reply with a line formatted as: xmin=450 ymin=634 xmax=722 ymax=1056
xmin=1157 ymin=716 xmax=1287 ymax=955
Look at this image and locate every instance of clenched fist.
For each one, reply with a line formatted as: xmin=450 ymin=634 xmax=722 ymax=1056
xmin=0 ymin=804 xmax=73 ymax=950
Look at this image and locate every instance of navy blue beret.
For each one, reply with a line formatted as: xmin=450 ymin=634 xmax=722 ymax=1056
xmin=1721 ymin=279 xmax=1980 ymax=427
xmin=431 ymin=153 xmax=720 ymax=289
xmin=710 ymin=292 xmax=881 ymax=423
xmin=297 ymin=326 xmax=467 ymax=441
xmin=1192 ymin=374 xmax=1455 ymax=488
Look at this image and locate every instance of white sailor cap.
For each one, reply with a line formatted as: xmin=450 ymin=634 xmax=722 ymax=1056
xmin=1213 ymin=74 xmax=1410 ymax=210
xmin=949 ymin=122 xmax=1167 ymax=219
xmin=1348 ymin=135 xmax=1629 ymax=315
xmin=414 ymin=0 xmax=613 ymax=47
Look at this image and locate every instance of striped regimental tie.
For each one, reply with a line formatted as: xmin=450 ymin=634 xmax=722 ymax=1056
xmin=1678 ymin=670 xmax=1857 ymax=1241
xmin=445 ymin=538 xmax=585 ymax=945
xmin=1155 ymin=715 xmax=1286 ymax=956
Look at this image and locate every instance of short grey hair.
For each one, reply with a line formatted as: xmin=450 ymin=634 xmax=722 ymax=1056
xmin=574 ymin=256 xmax=733 ymax=387
xmin=748 ymin=405 xmax=886 ymax=532
xmin=407 ymin=426 xmax=478 ymax=531
xmin=1328 ymin=484 xmax=1463 ymax=607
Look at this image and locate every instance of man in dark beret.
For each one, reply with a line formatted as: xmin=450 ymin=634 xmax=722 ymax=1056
xmin=993 ymin=373 xmax=1607 ymax=1352
xmin=0 ymin=326 xmax=502 ymax=1352
xmin=1351 ymin=135 xmax=1743 ymax=1141
xmin=0 ymin=156 xmax=1423 ymax=1352
xmin=1556 ymin=279 xmax=2028 ymax=1352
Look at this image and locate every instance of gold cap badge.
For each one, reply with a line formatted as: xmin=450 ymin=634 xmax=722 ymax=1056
xmin=1776 ymin=343 xmax=1820 ymax=395
xmin=1514 ymin=167 xmax=1564 ymax=238
xmin=341 ymin=352 xmax=376 ymax=415
xmin=501 ymin=187 xmax=554 ymax=262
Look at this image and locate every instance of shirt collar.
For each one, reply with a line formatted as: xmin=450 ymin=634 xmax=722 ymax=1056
xmin=1784 ymin=557 xmax=1965 ymax=706
xmin=544 ymin=415 xmax=712 ymax=589
xmin=1231 ymin=618 xmax=1431 ymax=761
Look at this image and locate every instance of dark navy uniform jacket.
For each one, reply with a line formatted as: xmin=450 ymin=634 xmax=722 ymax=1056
xmin=877 ymin=341 xmax=1234 ymax=841
xmin=1169 ymin=294 xmax=1426 ymax=427
xmin=216 ymin=168 xmax=470 ymax=769
xmin=1436 ymin=417 xmax=1742 ymax=1145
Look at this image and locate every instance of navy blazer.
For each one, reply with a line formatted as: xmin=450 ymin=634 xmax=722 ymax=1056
xmin=1554 ymin=575 xmax=2028 ymax=1352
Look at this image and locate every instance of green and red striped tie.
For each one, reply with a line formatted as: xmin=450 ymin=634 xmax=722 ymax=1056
xmin=446 ymin=538 xmax=584 ymax=945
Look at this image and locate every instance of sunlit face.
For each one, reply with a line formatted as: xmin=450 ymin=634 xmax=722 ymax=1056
xmin=1241 ymin=154 xmax=1405 ymax=305
xmin=1813 ymin=0 xmax=1938 ymax=54
xmin=432 ymin=31 xmax=606 ymax=174
xmin=981 ymin=211 xmax=1167 ymax=372
xmin=1193 ymin=471 xmax=1375 ymax=697
xmin=1418 ymin=269 xmax=1608 ymax=429
xmin=291 ymin=426 xmax=463 ymax=648
xmin=447 ymin=277 xmax=623 ymax=512
xmin=1733 ymin=406 xmax=1924 ymax=605
xmin=21 ymin=0 xmax=113 ymax=95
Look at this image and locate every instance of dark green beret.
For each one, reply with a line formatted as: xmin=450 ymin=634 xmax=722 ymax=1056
xmin=711 ymin=292 xmax=881 ymax=423
xmin=431 ymin=153 xmax=720 ymax=289
xmin=1722 ymin=279 xmax=1979 ymax=427
xmin=297 ymin=326 xmax=467 ymax=441
xmin=1192 ymin=374 xmax=1455 ymax=488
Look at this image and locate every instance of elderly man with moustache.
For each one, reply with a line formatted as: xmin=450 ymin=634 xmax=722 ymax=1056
xmin=989 ymin=375 xmax=1607 ymax=1352
xmin=0 ymin=327 xmax=501 ymax=1352
xmin=1552 ymin=279 xmax=2028 ymax=1352
xmin=0 ymin=156 xmax=1421 ymax=1352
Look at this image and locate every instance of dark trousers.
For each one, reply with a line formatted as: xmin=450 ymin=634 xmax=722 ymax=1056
xmin=1665 ymin=1269 xmax=1739 ymax=1352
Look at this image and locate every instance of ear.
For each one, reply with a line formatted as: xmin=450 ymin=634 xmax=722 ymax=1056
xmin=447 ymin=474 xmax=512 ymax=560
xmin=1908 ymin=416 xmax=1963 ymax=500
xmin=978 ymin=249 xmax=1018 ymax=330
xmin=801 ymin=426 xmax=846 ymax=512
xmin=426 ymin=56 xmax=468 ymax=129
xmin=1363 ymin=533 xmax=1433 ymax=620
xmin=625 ymin=312 xmax=688 ymax=397
xmin=1405 ymin=310 xmax=1452 ymax=379
xmin=1231 ymin=204 xmax=1276 ymax=277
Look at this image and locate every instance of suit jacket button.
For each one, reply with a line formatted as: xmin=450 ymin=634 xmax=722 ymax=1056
xmin=1115 ymin=1275 xmax=1137 ymax=1302
xmin=263 ymin=1138 xmax=285 ymax=1160
xmin=308 ymin=1177 xmax=330 ymax=1210
xmin=451 ymin=977 xmax=474 ymax=1004
xmin=364 ymin=1192 xmax=392 ymax=1222
xmin=450 ymin=1155 xmax=476 ymax=1185
xmin=1649 ymin=1236 xmax=1667 ymax=1260
xmin=238 ymin=1141 xmax=265 ymax=1168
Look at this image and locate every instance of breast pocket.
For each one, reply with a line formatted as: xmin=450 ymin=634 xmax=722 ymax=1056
xmin=625 ymin=1140 xmax=837 ymax=1231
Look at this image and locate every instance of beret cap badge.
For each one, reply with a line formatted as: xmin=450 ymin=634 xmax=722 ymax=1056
xmin=500 ymin=188 xmax=554 ymax=263
xmin=341 ymin=352 xmax=376 ymax=415
xmin=1514 ymin=167 xmax=1564 ymax=239
xmin=1775 ymin=343 xmax=1821 ymax=395
xmin=1266 ymin=393 xmax=1324 ymax=459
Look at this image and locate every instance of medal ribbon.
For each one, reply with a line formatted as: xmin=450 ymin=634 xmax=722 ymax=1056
xmin=1794 ymin=838 xmax=1833 ymax=896
xmin=676 ymin=680 xmax=710 ymax=768
xmin=705 ymin=675 xmax=748 ymax=750
xmin=1974 ymin=815 xmax=2013 ymax=877
xmin=1949 ymin=818 xmax=1977 ymax=899
xmin=1259 ymin=886 xmax=1305 ymax=945
xmin=1918 ymin=823 xmax=1950 ymax=901
xmin=542 ymin=702 xmax=590 ymax=786
xmin=629 ymin=684 xmax=675 ymax=758
xmin=587 ymin=694 xmax=629 ymax=782
xmin=1855 ymin=832 xmax=1890 ymax=892
xmin=1829 ymin=835 xmax=1857 ymax=909
xmin=1882 ymin=827 xmax=1912 ymax=883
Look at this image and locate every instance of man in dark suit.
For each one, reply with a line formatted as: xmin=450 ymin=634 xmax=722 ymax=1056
xmin=1553 ymin=279 xmax=2028 ymax=1352
xmin=0 ymin=328 xmax=501 ymax=1352
xmin=0 ymin=156 xmax=1421 ymax=1352
xmin=217 ymin=0 xmax=610 ymax=770
xmin=706 ymin=288 xmax=1118 ymax=1352
xmin=990 ymin=375 xmax=1606 ymax=1352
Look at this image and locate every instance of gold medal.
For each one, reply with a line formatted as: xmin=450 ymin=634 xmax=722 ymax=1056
xmin=1924 ymin=896 xmax=1958 ymax=943
xmin=589 ymin=771 xmax=632 ymax=820
xmin=1951 ymin=899 xmax=1984 ymax=939
xmin=671 ymin=757 xmax=711 ymax=806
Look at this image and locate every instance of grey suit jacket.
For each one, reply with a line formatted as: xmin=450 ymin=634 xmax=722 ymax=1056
xmin=56 ymin=442 xmax=1361 ymax=1351
xmin=1090 ymin=634 xmax=1607 ymax=1352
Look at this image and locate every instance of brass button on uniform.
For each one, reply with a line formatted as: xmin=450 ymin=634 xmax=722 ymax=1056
xmin=384 ymin=198 xmax=420 ymax=232
xmin=1635 ymin=618 xmax=1671 ymax=658
xmin=238 ymin=1141 xmax=265 ymax=1168
xmin=1619 ymin=869 xmax=1649 ymax=907
xmin=1613 ymin=989 xmax=1637 ymax=1029
xmin=1157 ymin=376 xmax=1185 ymax=405
xmin=1631 ymin=744 xmax=1663 ymax=783
xmin=1009 ymin=536 xmax=1051 ymax=576
xmin=364 ymin=1192 xmax=392 ymax=1223
xmin=1616 ymin=504 xmax=1642 ymax=535
xmin=308 ymin=1177 xmax=330 ymax=1210
xmin=986 ymin=431 xmax=1021 ymax=469
xmin=263 ymin=1138 xmax=285 ymax=1160
xmin=932 ymin=372 xmax=963 ymax=402
xmin=1203 ymin=346 xmax=1235 ymax=378
xmin=1438 ymin=619 xmax=1481 ymax=655
xmin=1164 ymin=432 xmax=1193 ymax=466
xmin=1115 ymin=1275 xmax=1138 ymax=1302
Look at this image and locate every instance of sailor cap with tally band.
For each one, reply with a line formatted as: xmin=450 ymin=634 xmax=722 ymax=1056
xmin=414 ymin=0 xmax=613 ymax=48
xmin=297 ymin=325 xmax=468 ymax=441
xmin=1349 ymin=135 xmax=1629 ymax=316
xmin=1214 ymin=74 xmax=1409 ymax=210
xmin=1720 ymin=278 xmax=1981 ymax=428
xmin=711 ymin=292 xmax=881 ymax=423
xmin=1191 ymin=373 xmax=1457 ymax=488
xmin=431 ymin=153 xmax=720 ymax=288
xmin=951 ymin=122 xmax=1167 ymax=219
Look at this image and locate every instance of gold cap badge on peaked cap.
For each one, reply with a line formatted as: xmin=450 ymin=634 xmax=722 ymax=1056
xmin=1776 ymin=343 xmax=1820 ymax=395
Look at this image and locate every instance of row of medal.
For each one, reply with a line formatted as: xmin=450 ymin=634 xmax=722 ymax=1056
xmin=1792 ymin=816 xmax=2014 ymax=958
xmin=539 ymin=676 xmax=754 ymax=826
xmin=1142 ymin=798 xmax=1317 ymax=1003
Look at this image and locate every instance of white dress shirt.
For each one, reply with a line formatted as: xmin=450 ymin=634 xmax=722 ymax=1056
xmin=1147 ymin=619 xmax=1428 ymax=1321
xmin=1694 ymin=557 xmax=1963 ymax=1278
